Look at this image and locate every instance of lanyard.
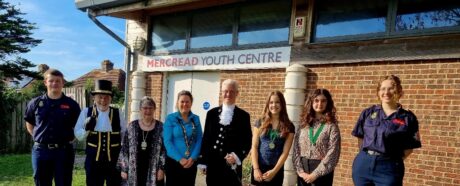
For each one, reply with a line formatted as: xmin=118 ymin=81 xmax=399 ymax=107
xmin=309 ymin=123 xmax=325 ymax=146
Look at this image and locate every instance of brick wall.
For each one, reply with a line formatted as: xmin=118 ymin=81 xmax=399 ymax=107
xmin=221 ymin=69 xmax=287 ymax=125
xmin=145 ymin=72 xmax=164 ymax=121
xmin=141 ymin=61 xmax=459 ymax=185
xmin=306 ymin=60 xmax=460 ymax=186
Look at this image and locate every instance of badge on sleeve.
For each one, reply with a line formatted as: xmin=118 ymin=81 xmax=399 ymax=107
xmin=38 ymin=100 xmax=44 ymax=107
xmin=371 ymin=112 xmax=378 ymax=119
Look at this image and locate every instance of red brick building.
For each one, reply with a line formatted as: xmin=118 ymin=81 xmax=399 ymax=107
xmin=77 ymin=0 xmax=460 ymax=185
xmin=72 ymin=59 xmax=126 ymax=91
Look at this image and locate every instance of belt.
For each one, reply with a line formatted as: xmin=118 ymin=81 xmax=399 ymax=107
xmin=34 ymin=142 xmax=70 ymax=149
xmin=365 ymin=150 xmax=383 ymax=156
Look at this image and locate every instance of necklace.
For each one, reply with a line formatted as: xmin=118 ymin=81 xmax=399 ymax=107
xmin=268 ymin=120 xmax=280 ymax=149
xmin=140 ymin=119 xmax=154 ymax=151
xmin=141 ymin=130 xmax=149 ymax=150
xmin=177 ymin=118 xmax=196 ymax=157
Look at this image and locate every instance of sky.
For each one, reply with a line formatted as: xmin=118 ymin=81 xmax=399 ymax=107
xmin=8 ymin=0 xmax=126 ymax=81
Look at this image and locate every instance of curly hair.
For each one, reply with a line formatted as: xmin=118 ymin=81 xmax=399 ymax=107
xmin=300 ymin=88 xmax=337 ymax=128
xmin=258 ymin=91 xmax=292 ymax=138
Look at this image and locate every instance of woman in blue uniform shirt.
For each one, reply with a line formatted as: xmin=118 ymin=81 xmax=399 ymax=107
xmin=163 ymin=90 xmax=203 ymax=186
xmin=352 ymin=75 xmax=422 ymax=186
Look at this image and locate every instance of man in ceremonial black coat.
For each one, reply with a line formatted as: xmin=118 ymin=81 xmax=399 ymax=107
xmin=198 ymin=79 xmax=252 ymax=186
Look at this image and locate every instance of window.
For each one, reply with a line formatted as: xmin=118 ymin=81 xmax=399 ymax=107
xmin=312 ymin=0 xmax=460 ymax=43
xmin=238 ymin=1 xmax=291 ymax=45
xmin=191 ymin=9 xmax=234 ymax=49
xmin=152 ymin=15 xmax=187 ymax=52
xmin=396 ymin=0 xmax=460 ymax=31
xmin=150 ymin=0 xmax=291 ymax=54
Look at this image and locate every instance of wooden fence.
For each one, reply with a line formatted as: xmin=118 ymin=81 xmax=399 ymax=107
xmin=1 ymin=87 xmax=89 ymax=153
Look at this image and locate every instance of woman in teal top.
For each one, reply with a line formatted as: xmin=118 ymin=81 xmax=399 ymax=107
xmin=163 ymin=90 xmax=203 ymax=186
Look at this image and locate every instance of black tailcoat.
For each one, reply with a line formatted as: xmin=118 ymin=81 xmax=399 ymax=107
xmin=199 ymin=106 xmax=252 ymax=186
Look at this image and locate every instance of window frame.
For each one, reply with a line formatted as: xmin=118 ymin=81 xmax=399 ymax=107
xmin=148 ymin=0 xmax=292 ymax=55
xmin=310 ymin=0 xmax=460 ymax=44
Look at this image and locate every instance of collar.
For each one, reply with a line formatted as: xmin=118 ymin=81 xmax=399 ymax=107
xmin=173 ymin=111 xmax=194 ymax=120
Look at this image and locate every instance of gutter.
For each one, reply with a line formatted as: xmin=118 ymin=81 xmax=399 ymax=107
xmin=87 ymin=9 xmax=131 ymax=120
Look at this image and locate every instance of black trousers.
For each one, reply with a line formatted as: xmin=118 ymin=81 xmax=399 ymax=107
xmin=85 ymin=154 xmax=121 ymax=186
xmin=297 ymin=158 xmax=334 ymax=186
xmin=165 ymin=156 xmax=197 ymax=186
xmin=206 ymin=158 xmax=242 ymax=186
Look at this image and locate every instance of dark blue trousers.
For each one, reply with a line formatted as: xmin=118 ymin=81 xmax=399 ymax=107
xmin=352 ymin=151 xmax=405 ymax=186
xmin=31 ymin=144 xmax=75 ymax=186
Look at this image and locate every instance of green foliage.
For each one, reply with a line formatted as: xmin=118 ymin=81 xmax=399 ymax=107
xmin=111 ymin=86 xmax=124 ymax=107
xmin=0 ymin=0 xmax=42 ymax=81
xmin=84 ymin=78 xmax=94 ymax=92
xmin=22 ymin=79 xmax=45 ymax=98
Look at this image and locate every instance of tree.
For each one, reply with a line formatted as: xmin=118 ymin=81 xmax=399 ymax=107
xmin=0 ymin=0 xmax=41 ymax=81
xmin=0 ymin=0 xmax=41 ymax=153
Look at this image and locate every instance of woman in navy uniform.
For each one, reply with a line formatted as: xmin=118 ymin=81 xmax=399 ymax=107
xmin=24 ymin=69 xmax=81 ymax=186
xmin=250 ymin=91 xmax=295 ymax=186
xmin=198 ymin=79 xmax=252 ymax=186
xmin=74 ymin=79 xmax=127 ymax=186
xmin=352 ymin=75 xmax=422 ymax=186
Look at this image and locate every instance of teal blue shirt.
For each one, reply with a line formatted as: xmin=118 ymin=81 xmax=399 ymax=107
xmin=163 ymin=111 xmax=203 ymax=161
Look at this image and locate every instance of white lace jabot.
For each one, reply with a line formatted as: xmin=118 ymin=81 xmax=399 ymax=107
xmin=219 ymin=104 xmax=235 ymax=126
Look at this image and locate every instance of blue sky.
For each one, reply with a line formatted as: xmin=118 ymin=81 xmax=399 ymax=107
xmin=9 ymin=0 xmax=126 ymax=81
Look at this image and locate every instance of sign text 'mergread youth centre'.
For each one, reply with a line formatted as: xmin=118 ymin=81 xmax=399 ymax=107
xmin=140 ymin=47 xmax=291 ymax=71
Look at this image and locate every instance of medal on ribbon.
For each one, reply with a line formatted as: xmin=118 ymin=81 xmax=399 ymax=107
xmin=269 ymin=142 xmax=275 ymax=149
xmin=268 ymin=129 xmax=278 ymax=150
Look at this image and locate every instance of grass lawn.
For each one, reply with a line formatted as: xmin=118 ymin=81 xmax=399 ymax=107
xmin=0 ymin=153 xmax=86 ymax=186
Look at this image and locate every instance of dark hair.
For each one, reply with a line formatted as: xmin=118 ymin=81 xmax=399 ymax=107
xmin=177 ymin=90 xmax=193 ymax=103
xmin=43 ymin=69 xmax=64 ymax=80
xmin=376 ymin=75 xmax=403 ymax=101
xmin=139 ymin=96 xmax=156 ymax=110
xmin=300 ymin=88 xmax=337 ymax=128
xmin=259 ymin=91 xmax=292 ymax=138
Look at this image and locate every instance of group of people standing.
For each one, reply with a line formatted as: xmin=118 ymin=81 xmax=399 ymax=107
xmin=25 ymin=68 xmax=421 ymax=186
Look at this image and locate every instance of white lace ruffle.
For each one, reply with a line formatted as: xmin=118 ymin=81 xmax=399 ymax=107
xmin=219 ymin=104 xmax=235 ymax=126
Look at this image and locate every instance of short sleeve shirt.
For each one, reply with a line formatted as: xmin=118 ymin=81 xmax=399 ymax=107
xmin=24 ymin=94 xmax=81 ymax=144
xmin=352 ymin=105 xmax=422 ymax=157
xmin=255 ymin=120 xmax=295 ymax=166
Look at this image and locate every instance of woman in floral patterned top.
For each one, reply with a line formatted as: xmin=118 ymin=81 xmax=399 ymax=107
xmin=293 ymin=89 xmax=341 ymax=186
xmin=118 ymin=97 xmax=166 ymax=186
xmin=251 ymin=91 xmax=295 ymax=186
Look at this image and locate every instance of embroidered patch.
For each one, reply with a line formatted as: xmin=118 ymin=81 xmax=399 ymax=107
xmin=371 ymin=112 xmax=378 ymax=119
xmin=38 ymin=101 xmax=44 ymax=107
xmin=392 ymin=118 xmax=405 ymax=126
xmin=60 ymin=104 xmax=70 ymax=109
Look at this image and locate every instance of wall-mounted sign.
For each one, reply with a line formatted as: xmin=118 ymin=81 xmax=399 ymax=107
xmin=203 ymin=101 xmax=210 ymax=110
xmin=294 ymin=16 xmax=306 ymax=38
xmin=140 ymin=47 xmax=291 ymax=72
